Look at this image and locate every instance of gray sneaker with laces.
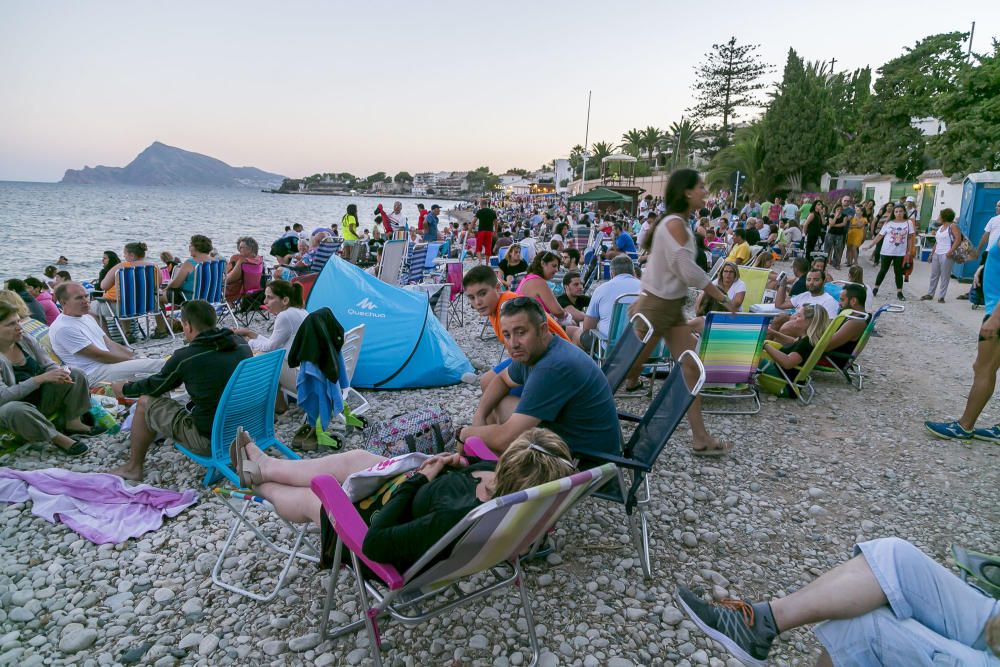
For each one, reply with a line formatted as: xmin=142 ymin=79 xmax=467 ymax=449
xmin=675 ymin=587 xmax=779 ymax=667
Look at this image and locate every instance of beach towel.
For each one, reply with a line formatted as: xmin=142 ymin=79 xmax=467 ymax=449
xmin=0 ymin=467 xmax=197 ymax=544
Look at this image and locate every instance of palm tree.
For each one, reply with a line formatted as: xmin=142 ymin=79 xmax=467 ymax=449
xmin=619 ymin=129 xmax=644 ymax=158
xmin=586 ymin=142 xmax=614 ymax=180
xmin=639 ymin=126 xmax=665 ymax=164
xmin=664 ymin=119 xmax=706 ymax=169
xmin=706 ymin=123 xmax=775 ymax=199
xmin=569 ymin=144 xmax=585 ymax=177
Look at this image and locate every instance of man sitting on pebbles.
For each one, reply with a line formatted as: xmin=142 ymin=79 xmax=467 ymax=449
xmin=458 ymin=296 xmax=620 ymax=458
xmin=107 ymin=300 xmax=251 ymax=481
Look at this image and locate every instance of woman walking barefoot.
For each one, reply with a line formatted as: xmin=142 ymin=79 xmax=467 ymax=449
xmin=623 ymin=169 xmax=734 ymax=456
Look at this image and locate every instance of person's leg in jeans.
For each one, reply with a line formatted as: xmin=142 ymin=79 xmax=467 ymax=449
xmin=936 ymin=256 xmax=954 ymax=300
xmin=675 ymin=537 xmax=1000 ymax=666
xmin=873 ymin=255 xmax=894 ymax=294
xmin=833 ymin=236 xmax=846 ymax=268
xmin=892 ymin=255 xmax=904 ymax=292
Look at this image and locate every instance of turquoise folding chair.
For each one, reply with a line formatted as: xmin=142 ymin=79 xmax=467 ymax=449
xmin=175 ymin=349 xmax=297 ymax=487
xmin=591 ymin=294 xmax=670 ymax=396
xmin=311 ymin=462 xmax=616 ymax=667
xmin=697 ymin=312 xmax=774 ymax=414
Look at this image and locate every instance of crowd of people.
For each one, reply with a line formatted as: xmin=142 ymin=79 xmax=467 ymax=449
xmin=1 ymin=175 xmax=997 ymax=666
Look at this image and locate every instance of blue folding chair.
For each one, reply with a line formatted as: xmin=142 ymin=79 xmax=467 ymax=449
xmin=108 ymin=264 xmax=161 ymax=343
xmin=404 ymin=243 xmax=429 ymax=284
xmin=191 ymin=258 xmax=236 ymax=326
xmin=175 ymin=350 xmax=297 ymax=487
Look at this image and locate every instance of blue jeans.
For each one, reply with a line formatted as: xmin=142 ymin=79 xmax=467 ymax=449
xmin=814 ymin=538 xmax=1000 ymax=666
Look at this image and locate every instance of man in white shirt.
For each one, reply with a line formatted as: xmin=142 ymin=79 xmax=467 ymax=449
xmin=781 ymin=196 xmax=800 ymax=222
xmin=574 ymin=256 xmax=642 ymax=351
xmin=974 ymin=200 xmax=1000 ymax=257
xmin=773 ymin=269 xmax=840 ymax=318
xmin=386 ymin=201 xmax=408 ymax=234
xmin=50 ymin=283 xmax=165 ymax=387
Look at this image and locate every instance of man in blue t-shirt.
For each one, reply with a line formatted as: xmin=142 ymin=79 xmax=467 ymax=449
xmin=926 ymin=239 xmax=1000 ymax=442
xmin=603 ymin=223 xmax=638 ymax=260
xmin=422 ymin=204 xmax=440 ymax=242
xmin=459 ymin=297 xmax=621 ymax=456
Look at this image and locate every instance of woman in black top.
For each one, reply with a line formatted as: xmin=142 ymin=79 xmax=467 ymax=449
xmin=497 ymin=243 xmax=529 ymax=288
xmin=234 ymin=428 xmax=576 ymax=572
xmin=804 ymin=201 xmax=827 ymax=260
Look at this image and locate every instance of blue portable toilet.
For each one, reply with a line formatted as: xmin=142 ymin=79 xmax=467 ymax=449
xmin=955 ymin=172 xmax=1000 ymax=280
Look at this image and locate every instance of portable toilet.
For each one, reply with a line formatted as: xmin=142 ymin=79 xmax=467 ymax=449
xmin=954 ymin=172 xmax=1000 ymax=280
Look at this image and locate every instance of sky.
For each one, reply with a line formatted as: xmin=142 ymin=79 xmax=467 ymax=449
xmin=2 ymin=0 xmax=998 ymax=182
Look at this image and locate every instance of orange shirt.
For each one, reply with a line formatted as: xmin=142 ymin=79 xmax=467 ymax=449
xmin=490 ymin=291 xmax=570 ymax=342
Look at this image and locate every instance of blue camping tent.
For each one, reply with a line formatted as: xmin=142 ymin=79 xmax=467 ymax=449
xmin=306 ymin=256 xmax=474 ymax=389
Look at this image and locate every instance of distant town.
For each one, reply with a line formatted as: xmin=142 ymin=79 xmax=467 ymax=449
xmin=273 ymin=160 xmax=574 ymax=198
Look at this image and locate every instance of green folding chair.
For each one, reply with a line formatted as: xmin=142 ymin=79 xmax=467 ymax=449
xmin=822 ymin=303 xmax=904 ymax=390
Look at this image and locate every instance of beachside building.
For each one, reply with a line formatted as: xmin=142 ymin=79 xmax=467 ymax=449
xmin=435 ymin=172 xmax=469 ymax=197
xmin=554 ymin=159 xmax=571 ymax=192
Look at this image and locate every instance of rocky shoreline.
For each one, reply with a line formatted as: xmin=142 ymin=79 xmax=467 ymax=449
xmin=1 ymin=266 xmax=998 ymax=666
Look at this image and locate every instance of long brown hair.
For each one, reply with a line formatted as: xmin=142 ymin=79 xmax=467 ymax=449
xmin=641 ymin=168 xmax=699 ymax=252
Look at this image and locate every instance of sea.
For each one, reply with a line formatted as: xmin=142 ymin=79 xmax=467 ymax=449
xmin=0 ymin=182 xmax=464 ymax=282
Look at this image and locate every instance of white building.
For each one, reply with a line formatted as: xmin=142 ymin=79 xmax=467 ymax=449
xmin=553 ymin=159 xmax=571 ymax=192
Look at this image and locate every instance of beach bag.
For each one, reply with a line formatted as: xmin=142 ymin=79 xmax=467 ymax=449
xmin=341 ymin=452 xmax=432 ymax=502
xmin=362 ymin=406 xmax=454 ymax=458
xmin=950 ymin=232 xmax=973 ymax=264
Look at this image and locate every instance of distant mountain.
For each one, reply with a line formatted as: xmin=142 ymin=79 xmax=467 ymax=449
xmin=61 ymin=142 xmax=286 ymax=188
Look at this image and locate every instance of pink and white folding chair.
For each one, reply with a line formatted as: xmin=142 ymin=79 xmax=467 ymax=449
xmin=310 ymin=459 xmax=616 ymax=667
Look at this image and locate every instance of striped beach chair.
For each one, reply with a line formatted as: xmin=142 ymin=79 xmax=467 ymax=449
xmin=697 ymin=312 xmax=773 ymax=414
xmin=311 ymin=460 xmax=616 ymax=667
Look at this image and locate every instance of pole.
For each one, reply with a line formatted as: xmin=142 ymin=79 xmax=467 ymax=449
xmin=734 ymin=170 xmax=741 ymax=204
xmin=968 ymin=21 xmax=976 ymax=61
xmin=579 ymin=90 xmax=592 ymax=195
xmin=673 ymin=115 xmax=683 ymax=171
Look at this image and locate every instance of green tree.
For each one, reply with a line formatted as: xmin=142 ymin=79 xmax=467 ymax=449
xmin=393 ymin=171 xmax=413 ymax=183
xmin=930 ymin=41 xmax=1000 ymax=175
xmin=662 ymin=119 xmax=705 ymax=169
xmin=687 ymin=36 xmax=771 ymax=154
xmin=569 ymin=144 xmax=585 ymax=177
xmin=838 ymin=31 xmax=970 ymax=179
xmin=364 ymin=171 xmax=387 ymax=183
xmin=619 ymin=129 xmax=644 ymax=158
xmin=761 ymin=50 xmax=838 ymax=189
xmin=589 ymin=141 xmax=614 ymax=164
xmin=639 ymin=126 xmax=665 ymax=163
xmin=466 ymin=166 xmax=499 ymax=194
xmin=506 ymin=167 xmax=530 ymax=176
xmin=707 ymin=124 xmax=775 ymax=199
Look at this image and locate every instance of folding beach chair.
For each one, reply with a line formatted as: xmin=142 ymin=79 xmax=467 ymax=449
xmin=229 ymin=261 xmax=269 ymax=327
xmin=174 ymin=349 xmax=297 ymax=486
xmin=443 ymin=260 xmax=466 ymax=328
xmin=376 ymin=239 xmax=407 ymax=286
xmin=822 ymin=303 xmax=904 ymax=390
xmin=310 ymin=462 xmax=617 ymax=667
xmin=697 ymin=312 xmax=774 ymax=414
xmin=403 ymin=243 xmax=429 ymax=284
xmin=591 ymin=294 xmax=670 ymax=396
xmin=600 ymin=312 xmax=654 ymax=395
xmin=310 ymin=237 xmax=343 ymax=274
xmin=339 ymin=323 xmax=369 ymax=418
xmin=106 ymin=264 xmax=162 ymax=344
xmin=738 ymin=267 xmax=773 ymax=312
xmin=574 ymin=350 xmax=706 ymax=578
xmin=758 ymin=309 xmax=867 ymax=405
xmin=18 ymin=319 xmax=61 ymax=363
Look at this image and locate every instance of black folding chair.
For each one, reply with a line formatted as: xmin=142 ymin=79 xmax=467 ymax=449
xmin=600 ymin=312 xmax=653 ymax=396
xmin=574 ymin=349 xmax=706 ymax=579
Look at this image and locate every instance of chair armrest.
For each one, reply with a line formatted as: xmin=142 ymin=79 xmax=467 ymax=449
xmin=462 ymin=436 xmax=498 ymax=462
xmin=617 ymin=411 xmax=642 ymax=423
xmin=310 ymin=475 xmax=404 ymax=589
xmin=570 ymin=446 xmax=651 ymax=473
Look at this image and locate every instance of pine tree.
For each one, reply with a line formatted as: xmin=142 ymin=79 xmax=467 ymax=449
xmin=761 ymin=50 xmax=838 ymax=189
xmin=687 ymin=36 xmax=772 ymax=155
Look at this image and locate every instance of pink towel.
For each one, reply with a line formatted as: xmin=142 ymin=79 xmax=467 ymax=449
xmin=0 ymin=467 xmax=197 ymax=544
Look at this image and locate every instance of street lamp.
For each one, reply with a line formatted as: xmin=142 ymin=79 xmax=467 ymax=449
xmin=580 ymin=151 xmax=592 ymax=195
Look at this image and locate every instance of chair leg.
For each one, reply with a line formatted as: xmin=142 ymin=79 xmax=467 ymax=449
xmin=350 ymin=551 xmax=385 ymax=667
xmin=513 ymin=559 xmax=541 ymax=667
xmin=319 ymin=539 xmax=344 ymax=639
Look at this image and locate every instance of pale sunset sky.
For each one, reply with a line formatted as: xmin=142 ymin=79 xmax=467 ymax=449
xmin=2 ymin=0 xmax=997 ymax=182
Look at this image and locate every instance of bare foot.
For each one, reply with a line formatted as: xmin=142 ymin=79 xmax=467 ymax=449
xmin=65 ymin=418 xmax=89 ymax=432
xmin=108 ymin=464 xmax=144 ymax=482
xmin=691 ymin=437 xmax=733 ymax=456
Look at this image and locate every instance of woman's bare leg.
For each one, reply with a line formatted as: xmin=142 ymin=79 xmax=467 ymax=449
xmin=246 ymin=442 xmax=384 ymax=487
xmin=664 ymin=324 xmax=723 ymax=451
xmin=254 ymin=483 xmax=323 ymax=524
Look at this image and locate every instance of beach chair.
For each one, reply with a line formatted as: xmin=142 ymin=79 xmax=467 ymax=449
xmin=174 ymin=349 xmax=297 ymax=486
xmin=310 ymin=462 xmax=617 ymax=667
xmin=443 ymin=260 xmax=466 ymax=328
xmin=565 ymin=225 xmax=591 ymax=251
xmin=376 ymin=239 xmax=407 ymax=286
xmin=601 ymin=312 xmax=654 ymax=395
xmin=738 ymin=267 xmax=773 ymax=312
xmin=574 ymin=350 xmax=706 ymax=578
xmin=229 ymin=261 xmax=269 ymax=327
xmin=823 ymin=303 xmax=904 ymax=390
xmin=18 ymin=319 xmax=62 ymax=364
xmin=102 ymin=264 xmax=162 ymax=343
xmin=310 ymin=237 xmax=343 ymax=274
xmin=697 ymin=312 xmax=774 ymax=414
xmin=403 ymin=243 xmax=429 ymax=284
xmin=758 ymin=310 xmax=866 ymax=404
xmin=592 ymin=295 xmax=670 ymax=395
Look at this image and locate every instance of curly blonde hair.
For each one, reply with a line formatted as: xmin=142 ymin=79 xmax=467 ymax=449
xmin=493 ymin=428 xmax=576 ymax=498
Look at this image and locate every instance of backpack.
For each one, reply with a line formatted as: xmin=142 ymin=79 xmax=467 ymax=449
xmin=362 ymin=407 xmax=455 ymax=458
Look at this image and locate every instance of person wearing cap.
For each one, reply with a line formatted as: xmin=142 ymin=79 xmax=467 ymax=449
xmin=423 ymin=204 xmax=440 ymax=242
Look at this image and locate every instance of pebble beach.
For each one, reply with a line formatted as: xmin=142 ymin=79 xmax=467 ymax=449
xmin=1 ymin=260 xmax=998 ymax=667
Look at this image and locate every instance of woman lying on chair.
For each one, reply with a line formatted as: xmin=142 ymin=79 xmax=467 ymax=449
xmin=758 ymin=305 xmax=830 ymax=398
xmin=231 ymin=427 xmax=576 ymax=572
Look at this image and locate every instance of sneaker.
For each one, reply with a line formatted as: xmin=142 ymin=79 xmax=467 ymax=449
xmin=972 ymin=424 xmax=1000 ymax=443
xmin=925 ymin=420 xmax=974 ymax=441
xmin=872 ymin=287 xmax=879 ymax=297
xmin=897 ymin=292 xmax=906 ymax=301
xmin=675 ymin=587 xmax=777 ymax=667
xmin=920 ymin=294 xmax=933 ymax=301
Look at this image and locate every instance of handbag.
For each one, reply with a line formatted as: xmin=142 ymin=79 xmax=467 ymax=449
xmin=362 ymin=406 xmax=454 ymax=458
xmin=950 ymin=229 xmax=973 ymax=264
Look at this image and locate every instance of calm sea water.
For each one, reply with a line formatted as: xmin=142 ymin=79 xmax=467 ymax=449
xmin=0 ymin=182 xmax=463 ymax=282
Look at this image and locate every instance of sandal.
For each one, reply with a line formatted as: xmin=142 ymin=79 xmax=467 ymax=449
xmin=691 ymin=441 xmax=734 ymax=458
xmin=57 ymin=437 xmax=89 ymax=457
xmin=228 ymin=427 xmax=252 ymax=471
